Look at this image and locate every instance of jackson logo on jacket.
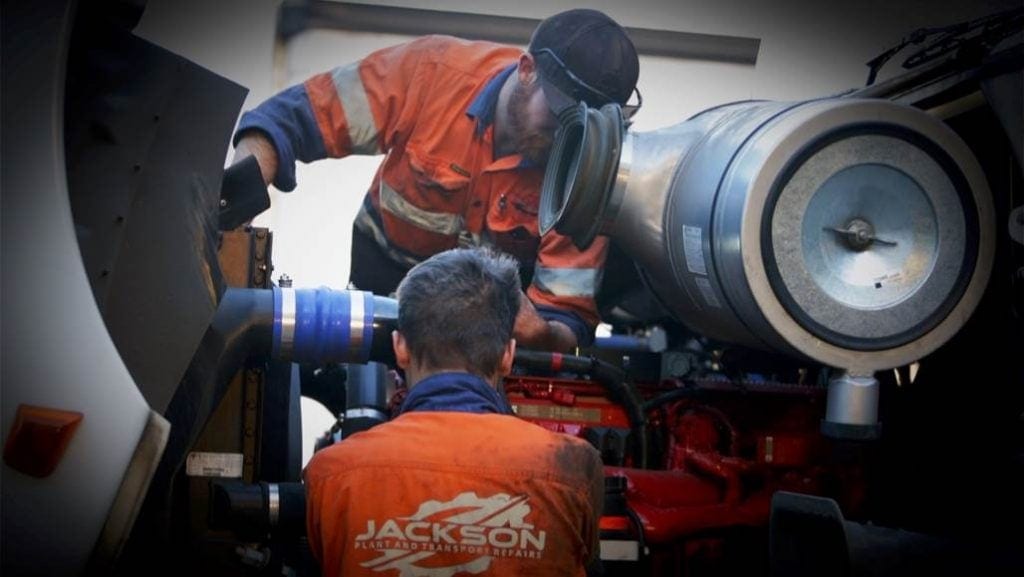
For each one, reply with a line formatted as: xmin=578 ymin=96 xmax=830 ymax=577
xmin=353 ymin=491 xmax=547 ymax=575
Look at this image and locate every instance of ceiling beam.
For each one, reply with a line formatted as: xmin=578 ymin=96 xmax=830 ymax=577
xmin=278 ymin=1 xmax=760 ymax=65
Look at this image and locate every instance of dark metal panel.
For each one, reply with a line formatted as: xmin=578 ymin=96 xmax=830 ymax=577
xmin=981 ymin=69 xmax=1023 ymax=168
xmin=278 ymin=0 xmax=760 ymax=65
xmin=258 ymin=361 xmax=303 ymax=483
xmin=851 ymin=25 xmax=1024 ymax=106
xmin=64 ymin=14 xmax=248 ymax=413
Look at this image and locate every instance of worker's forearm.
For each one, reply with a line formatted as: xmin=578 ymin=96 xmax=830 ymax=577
xmin=514 ymin=292 xmax=582 ymax=352
xmin=516 ymin=319 xmax=578 ymax=352
xmin=514 ymin=292 xmax=579 ymax=352
xmin=233 ymin=131 xmax=279 ymax=186
xmin=543 ymin=320 xmax=578 ymax=353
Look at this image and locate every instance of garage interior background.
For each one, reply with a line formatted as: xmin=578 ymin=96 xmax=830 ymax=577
xmin=133 ymin=0 xmax=1021 ymax=464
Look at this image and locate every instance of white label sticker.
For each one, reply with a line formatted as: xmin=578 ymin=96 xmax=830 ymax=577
xmin=872 ymin=271 xmax=903 ymax=285
xmin=695 ymin=277 xmax=721 ymax=308
xmin=683 ymin=225 xmax=707 ymax=275
xmin=186 ymin=452 xmax=244 ymax=478
xmin=600 ymin=540 xmax=640 ymax=561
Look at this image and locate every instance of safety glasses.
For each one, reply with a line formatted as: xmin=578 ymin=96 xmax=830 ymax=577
xmin=533 ymin=48 xmax=643 ymax=121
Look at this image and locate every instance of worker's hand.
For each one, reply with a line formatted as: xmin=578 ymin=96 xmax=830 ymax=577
xmin=232 ymin=131 xmax=279 ymax=187
xmin=513 ymin=292 xmax=578 ymax=352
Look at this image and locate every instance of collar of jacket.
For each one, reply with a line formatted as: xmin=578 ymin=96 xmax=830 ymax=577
xmin=467 ymin=64 xmax=516 ymax=137
xmin=397 ymin=372 xmax=515 ymax=416
xmin=465 ymin=64 xmax=539 ymax=169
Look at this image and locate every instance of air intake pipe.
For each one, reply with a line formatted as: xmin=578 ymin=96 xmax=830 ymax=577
xmin=190 ymin=286 xmax=398 ymax=369
xmin=541 ymin=100 xmax=995 ymax=438
xmin=172 ymin=286 xmax=396 ymax=447
xmin=143 ymin=286 xmax=397 ymax=545
xmin=271 ymin=287 xmax=397 ymax=365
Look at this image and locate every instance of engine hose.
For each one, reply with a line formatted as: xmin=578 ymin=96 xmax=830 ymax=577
xmin=625 ymin=506 xmax=649 ymax=563
xmin=513 ymin=350 xmax=648 ymax=468
xmin=641 ymin=385 xmax=705 ymax=413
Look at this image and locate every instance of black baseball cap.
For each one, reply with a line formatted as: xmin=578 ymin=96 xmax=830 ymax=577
xmin=528 ymin=9 xmax=640 ymax=116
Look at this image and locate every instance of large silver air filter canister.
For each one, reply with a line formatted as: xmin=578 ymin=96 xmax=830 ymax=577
xmin=541 ymin=99 xmax=994 ymax=375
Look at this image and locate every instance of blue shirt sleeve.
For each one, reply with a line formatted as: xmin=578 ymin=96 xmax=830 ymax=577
xmin=535 ymin=305 xmax=594 ymax=347
xmin=233 ymin=84 xmax=328 ymax=192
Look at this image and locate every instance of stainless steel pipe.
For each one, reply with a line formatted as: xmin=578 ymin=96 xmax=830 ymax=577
xmin=541 ymin=99 xmax=994 ymax=374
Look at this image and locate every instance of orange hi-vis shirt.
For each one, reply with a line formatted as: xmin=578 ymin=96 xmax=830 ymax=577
xmin=235 ymin=35 xmax=608 ymax=331
xmin=304 ymin=374 xmax=604 ymax=576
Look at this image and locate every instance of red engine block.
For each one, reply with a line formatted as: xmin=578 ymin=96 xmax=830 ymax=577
xmin=504 ymin=374 xmax=867 ymax=574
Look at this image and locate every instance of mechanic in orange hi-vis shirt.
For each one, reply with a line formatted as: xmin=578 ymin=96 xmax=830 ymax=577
xmin=304 ymin=247 xmax=605 ymax=576
xmin=231 ymin=9 xmax=641 ymax=352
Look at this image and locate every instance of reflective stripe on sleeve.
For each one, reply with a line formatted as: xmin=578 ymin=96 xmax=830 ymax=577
xmin=380 ymin=181 xmax=464 ymax=236
xmin=533 ymin=266 xmax=600 ymax=297
xmin=457 ymin=230 xmax=484 ymax=248
xmin=352 ymin=205 xmax=423 ymax=269
xmin=330 ymin=63 xmax=381 ymax=155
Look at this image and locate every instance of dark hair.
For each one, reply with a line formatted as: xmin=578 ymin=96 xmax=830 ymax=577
xmin=396 ymin=248 xmax=521 ymax=377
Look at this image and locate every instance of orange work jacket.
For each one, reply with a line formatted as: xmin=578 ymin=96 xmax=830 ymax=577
xmin=236 ymin=36 xmax=608 ymax=330
xmin=304 ymin=375 xmax=604 ymax=576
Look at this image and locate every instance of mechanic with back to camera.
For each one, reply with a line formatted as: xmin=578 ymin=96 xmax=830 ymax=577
xmin=304 ymin=247 xmax=605 ymax=575
xmin=231 ymin=9 xmax=641 ymax=352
